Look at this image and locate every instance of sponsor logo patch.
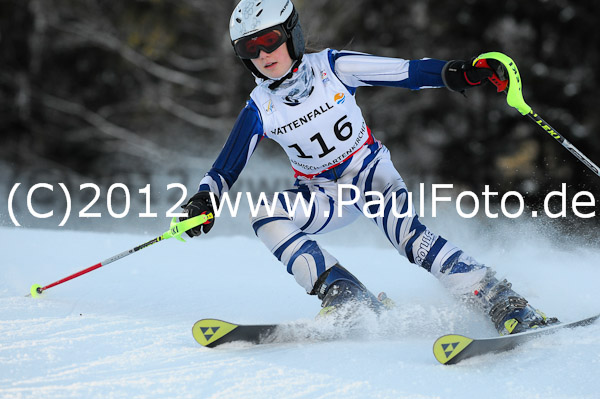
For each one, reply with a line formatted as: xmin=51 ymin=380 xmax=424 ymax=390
xmin=263 ymin=99 xmax=275 ymax=114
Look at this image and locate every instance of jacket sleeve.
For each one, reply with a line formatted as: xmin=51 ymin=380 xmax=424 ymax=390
xmin=328 ymin=49 xmax=446 ymax=92
xmin=197 ymin=99 xmax=264 ymax=198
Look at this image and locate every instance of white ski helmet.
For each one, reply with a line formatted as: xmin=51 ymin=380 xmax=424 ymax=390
xmin=229 ymin=0 xmax=305 ymax=79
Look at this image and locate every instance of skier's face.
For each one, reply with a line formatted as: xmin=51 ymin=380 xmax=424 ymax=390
xmin=251 ymin=43 xmax=294 ymax=79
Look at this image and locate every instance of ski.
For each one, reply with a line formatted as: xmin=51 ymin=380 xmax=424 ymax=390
xmin=192 ymin=319 xmax=281 ymax=347
xmin=433 ymin=313 xmax=600 ymax=365
xmin=192 ymin=318 xmax=359 ymax=348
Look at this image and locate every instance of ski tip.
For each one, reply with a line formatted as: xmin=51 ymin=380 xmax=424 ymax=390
xmin=433 ymin=334 xmax=474 ymax=365
xmin=192 ymin=319 xmax=238 ymax=348
xmin=29 ymin=284 xmax=43 ymax=298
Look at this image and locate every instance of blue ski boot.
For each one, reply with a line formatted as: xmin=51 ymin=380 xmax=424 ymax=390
xmin=311 ymin=264 xmax=392 ymax=319
xmin=473 ymin=270 xmax=559 ymax=335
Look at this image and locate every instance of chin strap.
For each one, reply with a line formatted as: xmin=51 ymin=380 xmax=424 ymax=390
xmin=267 ymin=57 xmax=303 ymax=90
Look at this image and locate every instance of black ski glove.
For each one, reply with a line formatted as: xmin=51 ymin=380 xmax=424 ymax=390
xmin=180 ymin=191 xmax=219 ymax=238
xmin=442 ymin=59 xmax=494 ymax=93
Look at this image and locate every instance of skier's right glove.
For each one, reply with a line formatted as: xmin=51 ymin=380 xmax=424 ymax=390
xmin=442 ymin=59 xmax=494 ymax=93
xmin=180 ymin=191 xmax=219 ymax=238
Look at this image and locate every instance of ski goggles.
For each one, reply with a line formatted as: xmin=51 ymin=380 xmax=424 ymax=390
xmin=233 ymin=26 xmax=288 ymax=59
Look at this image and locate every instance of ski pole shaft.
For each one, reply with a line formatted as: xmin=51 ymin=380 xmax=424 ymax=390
xmin=28 ymin=213 xmax=213 ymax=297
xmin=474 ymin=51 xmax=600 ymax=178
xmin=38 ymin=236 xmax=162 ymax=293
xmin=526 ymin=111 xmax=600 ymax=177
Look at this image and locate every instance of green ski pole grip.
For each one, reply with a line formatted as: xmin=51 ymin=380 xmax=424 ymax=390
xmin=165 ymin=213 xmax=214 ymax=242
xmin=475 ymin=52 xmax=532 ymax=115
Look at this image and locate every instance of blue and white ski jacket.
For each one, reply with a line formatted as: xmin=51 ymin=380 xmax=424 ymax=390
xmin=198 ymin=49 xmax=446 ymax=197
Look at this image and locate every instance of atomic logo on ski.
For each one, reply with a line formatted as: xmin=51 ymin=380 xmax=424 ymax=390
xmin=433 ymin=334 xmax=474 ymax=364
xmin=192 ymin=319 xmax=239 ymax=347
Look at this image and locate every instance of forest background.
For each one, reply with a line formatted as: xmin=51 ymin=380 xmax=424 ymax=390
xmin=1 ymin=0 xmax=599 ymax=233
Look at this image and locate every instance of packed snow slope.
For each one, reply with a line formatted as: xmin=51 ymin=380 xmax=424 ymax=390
xmin=1 ymin=219 xmax=600 ymax=399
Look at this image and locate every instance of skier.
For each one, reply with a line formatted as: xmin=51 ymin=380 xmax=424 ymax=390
xmin=182 ymin=0 xmax=557 ymax=335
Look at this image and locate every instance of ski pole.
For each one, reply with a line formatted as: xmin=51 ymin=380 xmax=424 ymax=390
xmin=473 ymin=51 xmax=600 ymax=178
xmin=27 ymin=213 xmax=213 ymax=297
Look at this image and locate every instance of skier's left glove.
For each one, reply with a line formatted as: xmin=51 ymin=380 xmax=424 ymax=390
xmin=180 ymin=191 xmax=219 ymax=238
xmin=442 ymin=58 xmax=494 ymax=93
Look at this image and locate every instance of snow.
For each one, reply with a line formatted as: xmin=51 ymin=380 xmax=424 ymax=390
xmin=1 ymin=218 xmax=600 ymax=399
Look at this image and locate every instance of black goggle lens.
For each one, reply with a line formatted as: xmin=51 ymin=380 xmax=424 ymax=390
xmin=234 ymin=28 xmax=287 ymax=59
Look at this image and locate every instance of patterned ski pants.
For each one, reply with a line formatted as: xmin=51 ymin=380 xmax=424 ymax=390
xmin=250 ymin=146 xmax=487 ymax=295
